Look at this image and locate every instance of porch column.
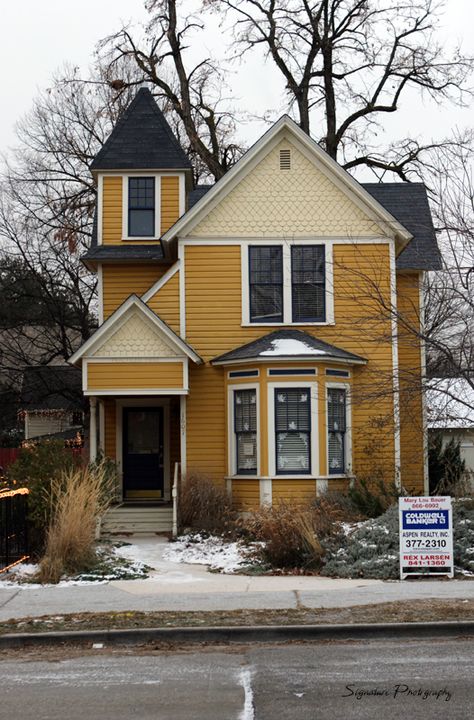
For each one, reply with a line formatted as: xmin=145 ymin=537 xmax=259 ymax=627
xmin=89 ymin=396 xmax=98 ymax=462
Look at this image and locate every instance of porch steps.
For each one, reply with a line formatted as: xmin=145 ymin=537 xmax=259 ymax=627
xmin=101 ymin=504 xmax=173 ymax=536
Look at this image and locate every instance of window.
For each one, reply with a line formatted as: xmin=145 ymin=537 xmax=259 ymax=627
xmin=275 ymin=388 xmax=311 ymax=474
xmin=247 ymin=244 xmax=328 ymax=324
xmin=327 ymin=388 xmax=347 ymax=474
xmin=249 ymin=246 xmax=283 ymax=323
xmin=128 ymin=177 xmax=155 ymax=237
xmin=291 ymin=246 xmax=325 ymax=322
xmin=234 ymin=389 xmax=257 ymax=474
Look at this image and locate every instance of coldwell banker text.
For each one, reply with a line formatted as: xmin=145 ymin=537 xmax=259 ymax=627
xmin=342 ymin=685 xmax=452 ymax=701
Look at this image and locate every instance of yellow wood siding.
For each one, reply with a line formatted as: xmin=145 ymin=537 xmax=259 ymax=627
xmin=185 ymin=243 xmax=396 ymax=483
xmin=103 ymin=399 xmax=116 ymax=459
xmin=186 ymin=364 xmax=226 ymax=484
xmin=232 ymin=479 xmax=260 ymax=510
xmin=102 ymin=264 xmax=167 ymax=319
xmin=87 ymin=361 xmax=184 ymax=391
xmin=397 ymin=272 xmax=425 ymax=494
xmin=147 ymin=271 xmax=180 ymax=333
xmin=161 ymin=176 xmax=180 ymax=235
xmin=102 ymin=176 xmax=122 ymax=245
xmin=272 ymin=479 xmax=316 ymax=505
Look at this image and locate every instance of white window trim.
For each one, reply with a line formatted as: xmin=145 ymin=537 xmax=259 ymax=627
xmin=227 ymin=383 xmax=260 ymax=477
xmin=267 ymin=380 xmax=318 ymax=478
xmin=122 ymin=174 xmax=161 ymax=240
xmin=242 ymin=239 xmax=335 ymax=326
xmin=326 ymin=381 xmax=352 ymax=477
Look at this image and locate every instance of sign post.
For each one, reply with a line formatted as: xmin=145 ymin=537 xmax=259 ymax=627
xmin=399 ymin=497 xmax=453 ymax=579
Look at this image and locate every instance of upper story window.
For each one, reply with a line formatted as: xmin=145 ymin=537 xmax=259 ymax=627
xmin=249 ymin=246 xmax=283 ymax=323
xmin=291 ymin=246 xmax=325 ymax=322
xmin=128 ymin=177 xmax=155 ymax=237
xmin=247 ymin=244 xmax=327 ymax=324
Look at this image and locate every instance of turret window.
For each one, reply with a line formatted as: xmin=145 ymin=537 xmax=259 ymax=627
xmin=128 ymin=177 xmax=155 ymax=237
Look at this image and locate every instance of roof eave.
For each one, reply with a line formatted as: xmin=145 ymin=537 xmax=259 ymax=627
xmin=211 ymin=355 xmax=367 ymax=367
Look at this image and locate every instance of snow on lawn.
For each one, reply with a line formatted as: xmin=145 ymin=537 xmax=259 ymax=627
xmin=163 ymin=534 xmax=256 ymax=573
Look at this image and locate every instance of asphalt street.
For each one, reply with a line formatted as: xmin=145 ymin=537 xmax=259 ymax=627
xmin=1 ymin=636 xmax=472 ymax=719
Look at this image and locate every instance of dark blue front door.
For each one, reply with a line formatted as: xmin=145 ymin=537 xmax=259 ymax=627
xmin=123 ymin=407 xmax=164 ymax=499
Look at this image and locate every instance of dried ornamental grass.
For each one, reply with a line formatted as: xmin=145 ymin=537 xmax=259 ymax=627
xmin=38 ymin=461 xmax=114 ymax=584
xmin=179 ymin=473 xmax=235 ymax=532
xmin=245 ymin=502 xmax=324 ymax=569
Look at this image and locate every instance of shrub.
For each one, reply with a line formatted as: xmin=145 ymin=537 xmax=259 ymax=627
xmin=38 ymin=460 xmax=115 ymax=584
xmin=348 ymin=477 xmax=403 ymax=518
xmin=311 ymin=491 xmax=366 ymax=536
xmin=429 ymin=433 xmax=467 ymax=495
xmin=243 ymin=502 xmax=324 ymax=570
xmin=179 ymin=473 xmax=235 ymax=532
xmin=7 ymin=440 xmax=79 ymax=552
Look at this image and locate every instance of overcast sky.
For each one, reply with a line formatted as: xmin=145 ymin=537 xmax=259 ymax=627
xmin=1 ymin=0 xmax=474 ymax=162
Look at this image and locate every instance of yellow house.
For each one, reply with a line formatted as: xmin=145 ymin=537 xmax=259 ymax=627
xmin=70 ymin=88 xmax=441 ymax=528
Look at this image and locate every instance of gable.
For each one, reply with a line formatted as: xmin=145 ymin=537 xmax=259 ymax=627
xmin=192 ymin=139 xmax=382 ymax=238
xmin=93 ymin=310 xmax=180 ymax=359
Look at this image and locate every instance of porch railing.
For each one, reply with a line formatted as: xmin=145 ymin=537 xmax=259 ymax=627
xmin=172 ymin=462 xmax=180 ymax=538
xmin=0 ymin=487 xmax=30 ymax=573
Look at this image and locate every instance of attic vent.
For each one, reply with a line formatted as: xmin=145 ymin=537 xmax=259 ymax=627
xmin=279 ymin=148 xmax=291 ymax=170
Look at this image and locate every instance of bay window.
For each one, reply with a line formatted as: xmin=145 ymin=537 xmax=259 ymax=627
xmin=234 ymin=388 xmax=258 ymax=474
xmin=275 ymin=388 xmax=311 ymax=473
xmin=327 ymin=387 xmax=347 ymax=474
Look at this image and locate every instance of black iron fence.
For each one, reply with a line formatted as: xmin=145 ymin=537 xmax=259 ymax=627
xmin=0 ymin=488 xmax=29 ymax=573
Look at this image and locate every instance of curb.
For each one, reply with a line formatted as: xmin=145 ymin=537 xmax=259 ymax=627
xmin=1 ymin=621 xmax=473 ymax=649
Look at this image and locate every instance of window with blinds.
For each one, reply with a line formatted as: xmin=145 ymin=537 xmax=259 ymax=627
xmin=249 ymin=246 xmax=283 ymax=323
xmin=327 ymin=388 xmax=346 ymax=474
xmin=275 ymin=388 xmax=311 ymax=474
xmin=291 ymin=245 xmax=325 ymax=322
xmin=234 ymin=389 xmax=257 ymax=474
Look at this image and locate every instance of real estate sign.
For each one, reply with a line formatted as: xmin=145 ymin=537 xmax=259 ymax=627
xmin=399 ymin=497 xmax=453 ymax=579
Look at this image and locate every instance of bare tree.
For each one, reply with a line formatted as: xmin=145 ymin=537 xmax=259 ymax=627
xmin=208 ymin=0 xmax=474 ymax=180
xmin=99 ymin=0 xmax=244 ymax=181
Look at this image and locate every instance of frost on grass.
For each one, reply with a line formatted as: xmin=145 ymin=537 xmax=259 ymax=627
xmin=323 ymin=499 xmax=474 ymax=580
xmin=163 ymin=533 xmax=256 ymax=573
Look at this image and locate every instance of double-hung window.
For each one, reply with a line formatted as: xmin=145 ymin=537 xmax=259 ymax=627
xmin=234 ymin=389 xmax=257 ymax=474
xmin=249 ymin=246 xmax=283 ymax=323
xmin=248 ymin=244 xmax=326 ymax=323
xmin=128 ymin=177 xmax=155 ymax=237
xmin=327 ymin=387 xmax=347 ymax=474
xmin=275 ymin=388 xmax=311 ymax=473
xmin=291 ymin=246 xmax=325 ymax=322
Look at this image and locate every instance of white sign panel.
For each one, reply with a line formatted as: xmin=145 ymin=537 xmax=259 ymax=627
xmin=399 ymin=496 xmax=453 ymax=579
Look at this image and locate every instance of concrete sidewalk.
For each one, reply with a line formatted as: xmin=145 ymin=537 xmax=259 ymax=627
xmin=0 ymin=537 xmax=473 ymax=621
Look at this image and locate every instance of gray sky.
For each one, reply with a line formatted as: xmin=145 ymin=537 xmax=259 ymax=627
xmin=1 ymin=0 xmax=474 ymax=161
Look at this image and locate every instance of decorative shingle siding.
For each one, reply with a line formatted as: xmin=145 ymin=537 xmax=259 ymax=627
xmin=93 ymin=311 xmax=180 ymax=358
xmin=192 ymin=140 xmax=381 ymax=237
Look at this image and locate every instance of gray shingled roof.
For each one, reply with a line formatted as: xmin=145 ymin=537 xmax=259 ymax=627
xmin=212 ymin=329 xmax=367 ymax=365
xmin=187 ymin=182 xmax=441 ymax=271
xmin=90 ymin=88 xmax=192 ymax=171
xmin=82 ymin=243 xmax=164 ymax=263
xmin=363 ymin=183 xmax=442 ymax=271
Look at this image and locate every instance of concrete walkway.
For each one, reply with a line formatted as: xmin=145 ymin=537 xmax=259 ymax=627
xmin=0 ymin=537 xmax=473 ymax=621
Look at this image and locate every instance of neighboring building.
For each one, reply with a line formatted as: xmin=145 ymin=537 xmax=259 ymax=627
xmin=70 ymin=88 xmax=441 ymax=520
xmin=427 ymin=376 xmax=474 ymax=482
xmin=20 ymin=366 xmax=84 ymax=442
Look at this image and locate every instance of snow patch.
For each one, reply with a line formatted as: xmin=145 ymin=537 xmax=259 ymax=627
xmin=163 ymin=534 xmax=255 ymax=573
xmin=260 ymin=338 xmax=327 ymax=356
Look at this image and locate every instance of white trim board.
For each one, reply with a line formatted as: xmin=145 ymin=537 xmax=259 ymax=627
xmin=142 ymin=260 xmax=180 ymax=302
